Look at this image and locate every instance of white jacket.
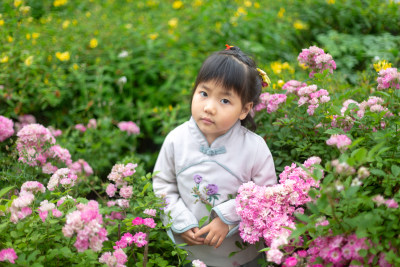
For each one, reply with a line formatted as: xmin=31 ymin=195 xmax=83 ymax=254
xmin=153 ymin=117 xmax=277 ymax=266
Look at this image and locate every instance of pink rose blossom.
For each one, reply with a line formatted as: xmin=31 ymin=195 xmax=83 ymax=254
xmin=118 ymin=121 xmax=140 ymax=135
xmin=192 ymin=259 xmax=207 ymax=267
xmin=106 ymin=183 xmax=117 ymax=197
xmin=143 ymin=218 xmax=156 ymax=228
xmin=284 ymin=256 xmax=298 ymax=267
xmin=74 ymin=123 xmax=86 ymax=132
xmin=0 ymin=248 xmax=18 ymax=264
xmin=326 ymin=134 xmax=352 ymax=151
xmin=119 ymin=185 xmax=133 ymax=199
xmin=0 ymin=115 xmax=14 ymax=142
xmin=297 ymin=46 xmax=336 ymax=78
xmin=132 ymin=217 xmax=144 ymax=225
xmin=133 ymin=232 xmax=147 ymax=247
xmin=143 ymin=208 xmax=156 ymax=217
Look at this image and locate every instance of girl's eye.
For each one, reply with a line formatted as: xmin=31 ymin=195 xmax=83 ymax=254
xmin=221 ymin=99 xmax=230 ymax=104
xmin=200 ymin=91 xmax=208 ymax=97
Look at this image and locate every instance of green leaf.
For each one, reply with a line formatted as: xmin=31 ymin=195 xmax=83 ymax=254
xmin=391 ymin=165 xmax=400 ymax=177
xmin=370 ymin=168 xmax=386 ymax=177
xmin=324 ymin=128 xmax=345 ymax=135
xmin=351 ymin=147 xmax=367 ymax=164
xmin=235 ymin=241 xmax=243 ymax=249
xmin=0 ymin=186 xmax=15 ymax=198
xmin=198 ymin=216 xmax=209 ymax=227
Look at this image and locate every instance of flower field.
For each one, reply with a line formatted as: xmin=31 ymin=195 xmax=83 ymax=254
xmin=1 ymin=0 xmax=400 ymax=266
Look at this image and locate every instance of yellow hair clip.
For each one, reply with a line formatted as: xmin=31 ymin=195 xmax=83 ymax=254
xmin=257 ymin=68 xmax=271 ymax=88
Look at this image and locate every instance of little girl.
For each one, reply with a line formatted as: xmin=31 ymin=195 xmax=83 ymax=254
xmin=153 ymin=46 xmax=277 ymax=266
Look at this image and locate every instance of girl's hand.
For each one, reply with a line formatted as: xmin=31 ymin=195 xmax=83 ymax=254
xmin=194 ymin=217 xmax=229 ymax=248
xmin=180 ymin=227 xmax=204 ymax=246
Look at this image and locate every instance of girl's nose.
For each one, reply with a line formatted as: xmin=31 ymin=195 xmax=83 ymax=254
xmin=204 ymin=100 xmax=216 ymax=114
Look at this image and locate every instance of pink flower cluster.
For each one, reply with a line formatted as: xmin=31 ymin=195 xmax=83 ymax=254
xmin=107 ymin=163 xmax=138 ymax=187
xmin=131 ymin=217 xmax=157 ymax=228
xmin=331 ymin=96 xmax=392 ymax=132
xmin=62 ymin=200 xmax=108 ymax=252
xmin=99 ymin=248 xmax=128 ymax=267
xmin=192 ymin=259 xmax=207 ymax=267
xmin=117 ymin=121 xmax=140 ymax=135
xmin=377 ymin=67 xmax=400 ymax=90
xmin=326 ymin=134 xmax=352 ymax=151
xmin=0 ymin=248 xmax=18 ymax=264
xmin=47 ymin=168 xmax=78 ymax=191
xmin=306 ymin=234 xmax=386 ymax=266
xmin=105 ymin=163 xmax=137 ymax=210
xmin=0 ymin=115 xmax=14 ymax=142
xmin=16 ymin=124 xmax=56 ymax=166
xmin=372 ymin=195 xmax=399 ymax=209
xmin=14 ymin=114 xmax=36 ymax=131
xmin=38 ymin=200 xmax=63 ymax=222
xmin=282 ymin=80 xmax=307 ymax=94
xmin=68 ymin=159 xmax=94 ymax=176
xmin=297 ymin=45 xmax=336 ymax=78
xmin=143 ymin=208 xmax=156 ymax=217
xmin=254 ymin=93 xmax=287 ymax=113
xmin=236 ymin=157 xmax=322 ymax=253
xmin=297 ymin=85 xmax=330 ymax=115
xmin=74 ymin=118 xmax=97 ymax=133
xmin=9 ymin=181 xmax=45 ymax=223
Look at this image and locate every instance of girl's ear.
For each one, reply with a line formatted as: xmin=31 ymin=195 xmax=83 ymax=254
xmin=239 ymin=102 xmax=253 ymax=120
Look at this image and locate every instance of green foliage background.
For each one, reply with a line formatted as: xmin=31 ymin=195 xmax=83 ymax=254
xmin=1 ymin=0 xmax=398 ymax=173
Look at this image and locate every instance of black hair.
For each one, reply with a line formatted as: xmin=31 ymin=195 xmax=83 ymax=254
xmin=192 ymin=46 xmax=262 ymax=131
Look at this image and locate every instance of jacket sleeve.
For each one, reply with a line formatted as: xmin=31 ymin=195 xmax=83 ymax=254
xmin=152 ymin=134 xmax=198 ymax=234
xmin=211 ymin=137 xmax=277 ymax=237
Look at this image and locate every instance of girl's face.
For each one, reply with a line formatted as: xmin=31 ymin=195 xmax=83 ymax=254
xmin=191 ymin=80 xmax=253 ymax=145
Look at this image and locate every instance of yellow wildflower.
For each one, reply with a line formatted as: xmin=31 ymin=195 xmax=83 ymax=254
xmin=55 ymin=51 xmax=70 ymax=61
xmin=53 ymin=0 xmax=68 ymax=7
xmin=254 ymin=2 xmax=260 ymax=8
xmin=293 ymin=20 xmax=308 ymax=30
xmin=193 ymin=0 xmax=202 ymax=7
xmin=152 ymin=107 xmax=158 ymax=113
xmin=146 ymin=0 xmax=157 ymax=7
xmin=236 ymin=7 xmax=247 ymax=16
xmin=73 ymin=63 xmax=79 ymax=70
xmin=326 ymin=0 xmax=335 ymax=4
xmin=89 ymin=38 xmax=98 ymax=48
xmin=72 ymin=19 xmax=77 ymax=25
xmin=7 ymin=36 xmax=13 ymax=42
xmin=244 ymin=1 xmax=252 ymax=7
xmin=0 ymin=20 xmax=4 ymax=26
xmin=215 ymin=21 xmax=222 ymax=31
xmin=125 ymin=23 xmax=133 ymax=29
xmin=169 ymin=105 xmax=173 ymax=111
xmin=1 ymin=56 xmax=9 ymax=63
xmin=149 ymin=33 xmax=159 ymax=40
xmin=168 ymin=18 xmax=178 ymax=28
xmin=373 ymin=60 xmax=392 ymax=72
xmin=24 ymin=56 xmax=34 ymax=66
xmin=326 ymin=115 xmax=334 ymax=120
xmin=299 ymin=62 xmax=308 ymax=70
xmin=278 ymin=7 xmax=285 ymax=18
xmin=172 ymin=1 xmax=183 ymax=9
xmin=277 ymin=80 xmax=285 ymax=87
xmin=20 ymin=6 xmax=31 ymax=14
xmin=48 ymin=55 xmax=52 ymax=62
xmin=44 ymin=78 xmax=49 ymax=84
xmin=32 ymin=32 xmax=40 ymax=39
xmin=85 ymin=11 xmax=91 ymax=18
xmin=62 ymin=20 xmax=70 ymax=29
xmin=14 ymin=0 xmax=22 ymax=8
xmin=26 ymin=33 xmax=31 ymax=40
